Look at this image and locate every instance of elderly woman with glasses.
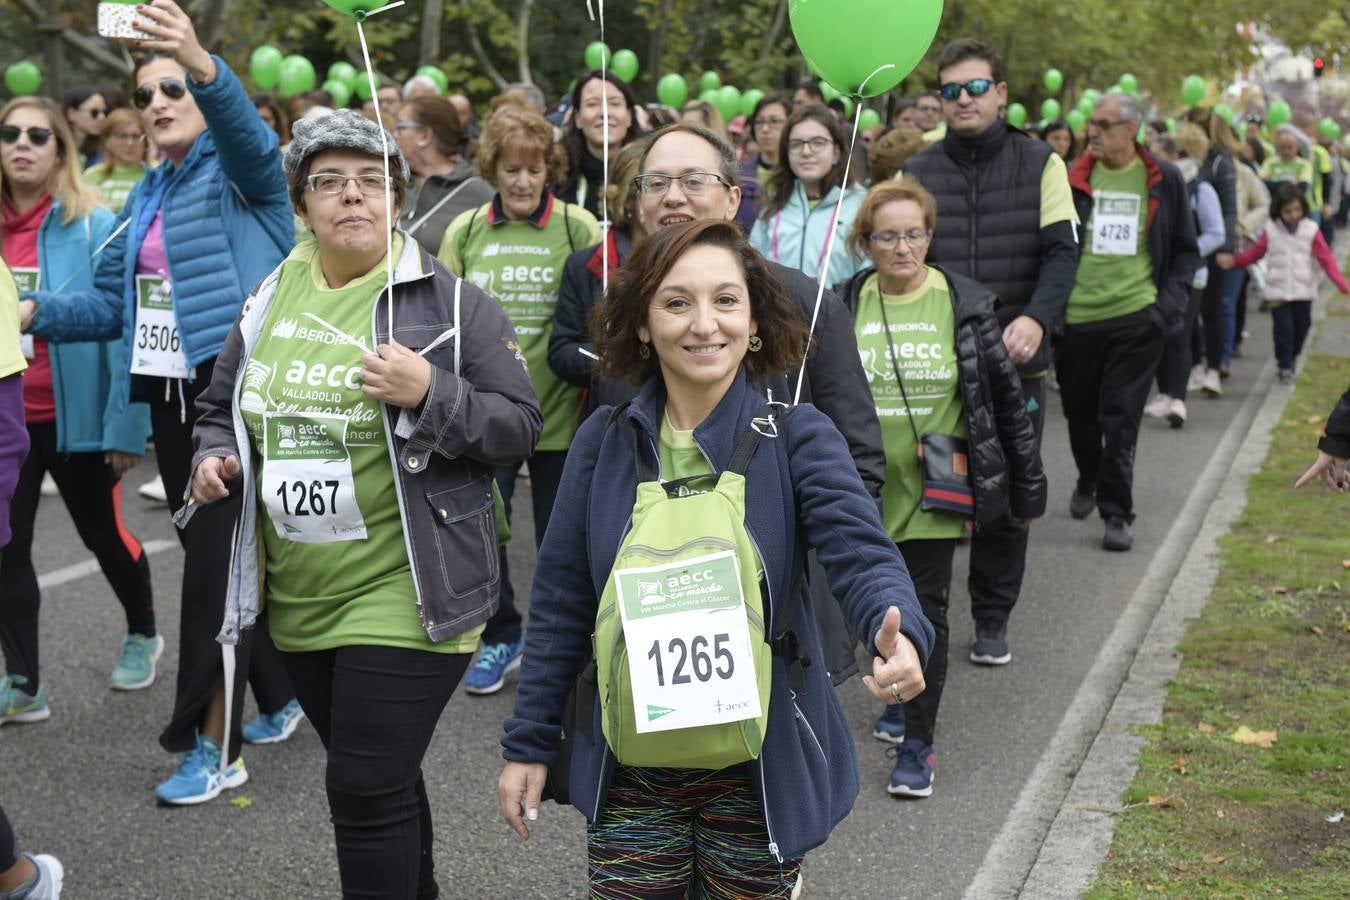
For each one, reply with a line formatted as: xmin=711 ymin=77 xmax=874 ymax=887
xmin=833 ymin=178 xmax=1045 ymax=799
xmin=437 ymin=106 xmax=599 ymax=697
xmin=750 ymin=103 xmax=867 ymax=284
xmin=185 ymin=107 xmax=540 ymax=897
xmin=18 ymin=0 xmax=297 ymax=806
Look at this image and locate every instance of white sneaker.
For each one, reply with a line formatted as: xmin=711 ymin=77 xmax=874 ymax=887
xmin=1167 ymin=398 xmax=1188 ymax=428
xmin=138 ymin=475 xmax=168 ymax=504
xmin=27 ymin=853 xmax=64 ymax=898
xmin=1186 ymin=369 xmax=1205 ymax=393
xmin=1143 ymin=393 xmax=1172 ymax=419
xmin=1201 ymin=369 xmax=1223 ymax=397
xmin=40 ymin=473 xmax=58 ymax=497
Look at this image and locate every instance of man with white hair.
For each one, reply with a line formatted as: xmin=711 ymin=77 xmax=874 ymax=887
xmin=1060 ymin=93 xmax=1200 ymax=551
xmin=402 ymin=75 xmax=440 ymax=100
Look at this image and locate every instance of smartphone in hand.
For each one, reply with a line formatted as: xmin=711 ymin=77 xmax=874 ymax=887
xmin=97 ymin=1 xmax=155 ymax=42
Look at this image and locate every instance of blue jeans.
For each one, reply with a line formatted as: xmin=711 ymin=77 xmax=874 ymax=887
xmin=1271 ymin=300 xmax=1312 ymax=371
xmin=1219 ymin=267 xmax=1248 ymax=369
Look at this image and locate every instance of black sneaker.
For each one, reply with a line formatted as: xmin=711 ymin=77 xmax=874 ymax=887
xmin=1069 ymin=484 xmax=1096 ymax=520
xmin=1103 ymin=517 xmax=1133 ymax=552
xmin=969 ymin=622 xmax=1011 ymax=666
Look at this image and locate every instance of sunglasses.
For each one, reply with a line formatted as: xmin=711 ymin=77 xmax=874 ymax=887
xmin=132 ymin=78 xmax=188 ymax=110
xmin=0 ymin=125 xmax=54 ymax=147
xmin=938 ymin=79 xmax=995 ymax=101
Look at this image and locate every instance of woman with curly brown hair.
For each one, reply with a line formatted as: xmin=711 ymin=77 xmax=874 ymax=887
xmin=498 ymin=219 xmax=932 ymax=896
xmin=438 ymin=106 xmax=600 ymax=696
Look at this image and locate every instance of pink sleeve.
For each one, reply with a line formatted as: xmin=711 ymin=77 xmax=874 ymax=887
xmin=1232 ymin=231 xmax=1267 ymax=269
xmin=1311 ymin=231 xmax=1350 ymax=293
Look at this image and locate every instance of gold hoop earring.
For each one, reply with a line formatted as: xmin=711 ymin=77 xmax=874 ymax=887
xmin=748 ymin=336 xmax=763 ymax=353
xmin=639 ymin=343 xmax=651 ymax=359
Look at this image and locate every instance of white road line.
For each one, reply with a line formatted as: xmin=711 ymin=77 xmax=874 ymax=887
xmin=963 ymin=356 xmax=1279 ymax=900
xmin=37 ymin=539 xmax=179 ymax=590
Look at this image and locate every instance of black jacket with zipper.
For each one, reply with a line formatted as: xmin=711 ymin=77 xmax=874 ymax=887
xmin=833 ymin=265 xmax=1047 ymax=528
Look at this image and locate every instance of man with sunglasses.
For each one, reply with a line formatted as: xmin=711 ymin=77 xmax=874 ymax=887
xmin=904 ymin=38 xmax=1080 ymax=668
xmin=1061 ymin=93 xmax=1199 ymax=551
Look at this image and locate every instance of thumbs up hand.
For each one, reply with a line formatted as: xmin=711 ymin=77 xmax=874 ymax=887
xmin=862 ymin=606 xmax=925 ymax=705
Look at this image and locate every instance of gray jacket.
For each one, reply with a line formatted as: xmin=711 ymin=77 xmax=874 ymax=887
xmin=397 ymin=161 xmax=495 ymax=254
xmin=187 ymin=234 xmax=542 ymax=645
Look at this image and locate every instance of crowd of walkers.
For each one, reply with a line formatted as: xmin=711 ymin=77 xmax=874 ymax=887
xmin=2 ymin=3 xmax=1348 ymax=897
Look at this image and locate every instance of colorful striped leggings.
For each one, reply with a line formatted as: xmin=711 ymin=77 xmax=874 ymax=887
xmin=587 ymin=765 xmax=802 ymax=898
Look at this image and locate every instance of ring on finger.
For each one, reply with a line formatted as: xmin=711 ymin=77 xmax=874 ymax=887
xmin=889 ymin=682 xmax=901 ymax=704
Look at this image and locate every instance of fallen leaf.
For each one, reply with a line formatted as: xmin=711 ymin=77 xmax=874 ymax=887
xmin=229 ymin=796 xmax=253 ymax=808
xmin=1342 ymin=560 xmax=1350 ymax=570
xmin=1198 ymin=722 xmax=1216 ymax=734
xmin=1172 ymin=756 xmax=1190 ymax=775
xmin=1266 ymin=535 xmax=1281 ymax=544
xmin=1328 ymin=812 xmax=1345 ymax=824
xmin=1307 ymin=415 xmax=1324 ymax=424
xmin=1204 ymin=854 xmax=1227 ymax=865
xmin=1217 ymin=808 xmax=1226 ymax=818
xmin=1145 ymin=884 xmax=1164 ymax=893
xmin=1272 ymin=586 xmax=1289 ymax=594
xmin=1311 ymin=625 xmax=1325 ymax=636
xmin=1232 ymin=726 xmax=1279 ymax=748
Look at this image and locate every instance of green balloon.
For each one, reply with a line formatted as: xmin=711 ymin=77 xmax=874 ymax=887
xmin=4 ymin=61 xmax=42 ymax=96
xmin=1213 ymin=104 xmax=1235 ymax=126
xmin=1267 ymin=100 xmax=1291 ymax=127
xmin=657 ymin=73 xmax=688 ymax=108
xmin=1320 ymin=117 xmax=1341 ymax=139
xmin=859 ymin=108 xmax=880 ymax=129
xmin=740 ymin=88 xmax=765 ymax=119
xmin=328 ymin=61 xmax=358 ymax=87
xmin=789 ymin=0 xmax=943 ymax=98
xmin=699 ymin=88 xmax=719 ymax=106
xmin=318 ymin=0 xmax=386 ymax=16
xmin=1065 ymin=109 xmax=1085 ymax=132
xmin=584 ymin=42 xmax=611 ymax=70
xmin=249 ymin=46 xmax=283 ymax=91
xmin=1044 ymin=68 xmax=1063 ymax=93
xmin=700 ymin=71 xmax=721 ymax=92
xmin=1166 ymin=117 xmax=1177 ymax=134
xmin=355 ymin=75 xmax=374 ymax=101
xmin=322 ymin=79 xmax=352 ymax=108
xmin=278 ymin=56 xmax=317 ymax=99
xmin=1107 ymin=85 xmax=1124 ymax=97
xmin=1006 ymin=102 xmax=1028 ymax=128
xmin=840 ymin=95 xmax=854 ymax=118
xmin=1118 ymin=73 xmax=1138 ymax=94
xmin=611 ymin=49 xmax=639 ymax=83
xmin=415 ymin=65 xmax=448 ymax=93
xmin=1078 ymin=96 xmax=1095 ymax=116
xmin=1040 ymin=98 xmax=1061 ymax=121
xmin=715 ymin=85 xmax=742 ymax=121
xmin=1082 ymin=89 xmax=1100 ymax=106
xmin=819 ymin=81 xmax=839 ymax=103
xmin=1181 ymin=74 xmax=1205 ymax=106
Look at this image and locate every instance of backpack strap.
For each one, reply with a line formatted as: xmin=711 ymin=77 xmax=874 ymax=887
xmin=725 ymin=402 xmax=782 ymax=476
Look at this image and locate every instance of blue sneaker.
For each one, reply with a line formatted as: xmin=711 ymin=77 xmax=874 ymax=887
xmin=886 ymin=738 xmax=935 ymax=798
xmin=110 ymin=633 xmax=165 ymax=690
xmin=463 ymin=638 xmax=525 ymax=695
xmin=0 ymin=674 xmax=50 ymax=725
xmin=155 ymin=734 xmax=248 ymax=806
xmin=242 ymin=698 xmax=306 ymax=745
xmin=872 ymin=703 xmax=906 ymax=744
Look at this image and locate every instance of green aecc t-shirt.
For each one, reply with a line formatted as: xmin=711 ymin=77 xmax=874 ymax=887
xmin=241 ymin=236 xmax=480 ymax=654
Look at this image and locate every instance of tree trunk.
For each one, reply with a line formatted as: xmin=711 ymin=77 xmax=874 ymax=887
xmin=754 ymin=0 xmax=790 ymax=84
xmin=420 ymin=0 xmax=445 ymax=67
xmin=515 ymin=0 xmax=534 ymax=85
xmin=461 ymin=1 xmax=509 ymax=91
xmin=645 ymin=0 xmax=674 ymax=83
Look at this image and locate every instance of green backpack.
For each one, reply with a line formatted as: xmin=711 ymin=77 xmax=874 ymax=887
xmin=594 ymin=404 xmax=785 ymax=770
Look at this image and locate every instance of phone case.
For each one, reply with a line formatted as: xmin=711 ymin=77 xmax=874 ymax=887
xmin=97 ymin=3 xmax=155 ymax=41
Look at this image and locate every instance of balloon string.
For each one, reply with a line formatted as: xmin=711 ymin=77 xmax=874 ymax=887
xmin=792 ymin=63 xmax=893 ymax=406
xmin=591 ymin=0 xmax=609 ymax=298
xmin=355 ymin=8 xmax=401 ymax=342
xmin=793 ymin=100 xmax=863 ymax=405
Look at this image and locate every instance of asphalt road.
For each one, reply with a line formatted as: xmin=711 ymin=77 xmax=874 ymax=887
xmin=2 ymin=308 xmax=1275 ymax=899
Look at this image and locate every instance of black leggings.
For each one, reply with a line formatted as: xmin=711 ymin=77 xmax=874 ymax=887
xmin=896 ymin=539 xmax=957 ymax=747
xmin=147 ymin=367 xmax=291 ymax=760
xmin=0 ymin=422 xmax=154 ymax=689
xmin=282 ymin=645 xmax=471 ymax=900
xmin=0 ymin=805 xmax=16 ymax=872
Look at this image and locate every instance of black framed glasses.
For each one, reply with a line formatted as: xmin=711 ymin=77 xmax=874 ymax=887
xmin=0 ymin=125 xmax=53 ymax=147
xmin=307 ymin=173 xmax=393 ymax=196
xmin=132 ymin=78 xmax=188 ymax=110
xmin=632 ymin=172 xmax=731 ymax=196
xmin=938 ymin=79 xmax=995 ymax=101
xmin=787 ymin=136 xmax=833 ymax=155
xmin=753 ymin=115 xmax=786 ymax=129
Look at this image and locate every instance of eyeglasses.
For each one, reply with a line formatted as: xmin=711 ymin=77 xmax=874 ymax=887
xmin=868 ymin=230 xmax=931 ymax=250
xmin=307 ymin=173 xmax=394 ymax=195
xmin=787 ymin=136 xmax=833 ymax=155
xmin=753 ymin=116 xmax=786 ymax=129
xmin=1087 ymin=118 xmax=1131 ymax=131
xmin=939 ymin=79 xmax=995 ymax=101
xmin=395 ymin=120 xmax=424 ymax=131
xmin=0 ymin=125 xmax=54 ymax=147
xmin=132 ymin=78 xmax=188 ymax=110
xmin=632 ymin=172 xmax=731 ymax=196
xmin=85 ymin=108 xmax=107 ymax=119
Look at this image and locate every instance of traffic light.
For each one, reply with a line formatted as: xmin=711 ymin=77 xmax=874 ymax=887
xmin=1313 ymin=57 xmax=1326 ymax=78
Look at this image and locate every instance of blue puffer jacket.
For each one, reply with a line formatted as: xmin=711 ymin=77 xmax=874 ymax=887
xmin=502 ymin=371 xmax=934 ymax=861
xmin=36 ymin=203 xmax=150 ymax=454
xmin=27 ymin=57 xmax=292 ymax=409
xmin=749 ymin=181 xmax=867 ymax=285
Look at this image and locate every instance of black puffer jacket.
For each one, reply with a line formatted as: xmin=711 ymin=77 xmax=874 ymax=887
xmin=1320 ymin=387 xmax=1350 ymax=459
xmin=833 ymin=265 xmax=1047 ymax=527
